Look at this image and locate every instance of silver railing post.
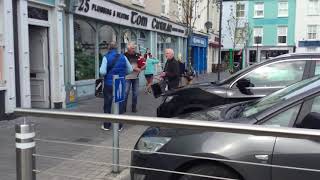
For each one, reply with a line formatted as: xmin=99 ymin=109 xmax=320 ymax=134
xmin=16 ymin=123 xmax=36 ymax=180
xmin=112 ymin=75 xmax=120 ymax=173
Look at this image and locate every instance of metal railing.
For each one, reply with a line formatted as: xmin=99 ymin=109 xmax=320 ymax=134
xmin=14 ymin=108 xmax=320 ymax=180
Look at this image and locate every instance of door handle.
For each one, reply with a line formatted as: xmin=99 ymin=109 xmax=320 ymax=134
xmin=255 ymin=155 xmax=269 ymax=162
xmin=30 ymin=73 xmax=36 ymax=78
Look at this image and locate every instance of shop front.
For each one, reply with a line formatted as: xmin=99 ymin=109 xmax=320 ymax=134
xmin=189 ymin=34 xmax=208 ymax=74
xmin=69 ymin=0 xmax=187 ymax=99
xmin=246 ymin=46 xmax=294 ymax=64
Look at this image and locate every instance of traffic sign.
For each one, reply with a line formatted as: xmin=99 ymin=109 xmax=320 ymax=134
xmin=114 ymin=77 xmax=125 ymax=103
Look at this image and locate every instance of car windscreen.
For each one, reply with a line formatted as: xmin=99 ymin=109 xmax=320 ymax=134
xmin=241 ymin=76 xmax=320 ymax=118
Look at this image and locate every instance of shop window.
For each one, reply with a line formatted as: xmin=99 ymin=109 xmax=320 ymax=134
xmin=99 ymin=25 xmax=117 ymax=65
xmin=121 ymin=30 xmax=137 ymax=53
xmin=74 ymin=20 xmax=96 ymax=81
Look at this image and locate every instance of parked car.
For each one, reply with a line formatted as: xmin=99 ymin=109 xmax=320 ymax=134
xmin=132 ymin=76 xmax=320 ymax=180
xmin=157 ymin=53 xmax=320 ymax=117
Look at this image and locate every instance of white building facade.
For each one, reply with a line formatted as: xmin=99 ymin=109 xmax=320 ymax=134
xmin=295 ymin=0 xmax=320 ymax=53
xmin=221 ymin=0 xmax=249 ymax=68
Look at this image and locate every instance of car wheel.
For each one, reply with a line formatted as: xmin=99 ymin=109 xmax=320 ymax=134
xmin=179 ymin=163 xmax=241 ymax=180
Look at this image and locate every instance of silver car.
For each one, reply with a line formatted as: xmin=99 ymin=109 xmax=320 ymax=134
xmin=131 ymin=76 xmax=320 ymax=180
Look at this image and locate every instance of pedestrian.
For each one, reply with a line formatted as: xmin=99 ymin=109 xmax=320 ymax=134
xmin=124 ymin=42 xmax=144 ymax=113
xmin=144 ymin=53 xmax=159 ymax=94
xmin=161 ymin=49 xmax=180 ymax=90
xmin=99 ymin=41 xmax=133 ymax=131
xmin=177 ymin=53 xmax=185 ymax=87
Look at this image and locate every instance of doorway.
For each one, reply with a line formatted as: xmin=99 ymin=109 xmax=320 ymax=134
xmin=28 ymin=25 xmax=50 ymax=108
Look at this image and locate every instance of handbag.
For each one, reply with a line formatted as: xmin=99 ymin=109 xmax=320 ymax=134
xmin=151 ymin=79 xmax=167 ymax=98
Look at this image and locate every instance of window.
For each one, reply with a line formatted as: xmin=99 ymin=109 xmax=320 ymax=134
xmin=307 ymin=25 xmax=318 ymax=40
xmin=28 ymin=6 xmax=48 ymax=21
xmin=254 ymin=27 xmax=263 ymax=45
xmin=308 ymin=0 xmax=320 ymax=15
xmin=240 ymin=61 xmax=306 ymax=88
xmin=263 ymin=105 xmax=301 ymax=127
xmin=311 ymin=96 xmax=320 ymax=113
xmin=0 ymin=46 xmax=3 ymax=85
xmin=315 ymin=61 xmax=320 ymax=75
xmin=236 ymin=3 xmax=245 ymax=18
xmin=278 ymin=26 xmax=287 ymax=44
xmin=278 ymin=1 xmax=288 ymax=17
xmin=74 ymin=19 xmax=96 ymax=81
xmin=254 ymin=2 xmax=264 ymax=18
xmin=132 ymin=0 xmax=145 ymax=7
xmin=235 ymin=28 xmax=245 ymax=44
xmin=161 ymin=0 xmax=170 ymax=16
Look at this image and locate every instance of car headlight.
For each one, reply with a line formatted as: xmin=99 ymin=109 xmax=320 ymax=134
xmin=136 ymin=137 xmax=171 ymax=154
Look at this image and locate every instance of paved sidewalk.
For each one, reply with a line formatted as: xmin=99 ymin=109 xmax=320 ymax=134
xmin=0 ymin=72 xmax=227 ymax=180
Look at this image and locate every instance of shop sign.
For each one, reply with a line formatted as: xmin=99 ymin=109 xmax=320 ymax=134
xmin=75 ymin=0 xmax=186 ymax=37
xmin=190 ymin=36 xmax=208 ymax=47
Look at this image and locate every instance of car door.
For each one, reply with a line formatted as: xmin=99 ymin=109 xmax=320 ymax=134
xmin=227 ymin=60 xmax=309 ymax=104
xmin=271 ymin=95 xmax=320 ymax=180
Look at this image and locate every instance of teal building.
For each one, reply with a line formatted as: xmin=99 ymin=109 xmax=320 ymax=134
xmin=247 ymin=0 xmax=296 ymax=63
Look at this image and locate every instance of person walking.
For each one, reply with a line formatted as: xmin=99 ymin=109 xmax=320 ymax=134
xmin=99 ymin=42 xmax=133 ymax=131
xmin=144 ymin=53 xmax=159 ymax=93
xmin=124 ymin=42 xmax=143 ymax=113
xmin=161 ymin=49 xmax=180 ymax=90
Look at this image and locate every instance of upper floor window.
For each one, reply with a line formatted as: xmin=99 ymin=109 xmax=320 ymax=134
xmin=278 ymin=1 xmax=288 ymax=17
xmin=254 ymin=27 xmax=263 ymax=45
xmin=236 ymin=3 xmax=245 ymax=18
xmin=254 ymin=2 xmax=264 ymax=18
xmin=307 ymin=25 xmax=318 ymax=40
xmin=161 ymin=0 xmax=170 ymax=17
xmin=132 ymin=0 xmax=145 ymax=7
xmin=278 ymin=26 xmax=288 ymax=45
xmin=308 ymin=0 xmax=320 ymax=15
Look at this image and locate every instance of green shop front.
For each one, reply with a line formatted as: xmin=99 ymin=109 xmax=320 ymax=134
xmin=69 ymin=0 xmax=187 ymax=102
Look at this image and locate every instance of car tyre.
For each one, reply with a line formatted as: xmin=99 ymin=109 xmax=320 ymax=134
xmin=179 ymin=163 xmax=241 ymax=180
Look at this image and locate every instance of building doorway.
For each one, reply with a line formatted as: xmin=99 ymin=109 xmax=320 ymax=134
xmin=28 ymin=25 xmax=50 ymax=108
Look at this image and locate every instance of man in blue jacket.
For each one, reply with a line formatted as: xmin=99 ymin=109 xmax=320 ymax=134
xmin=99 ymin=42 xmax=133 ymax=131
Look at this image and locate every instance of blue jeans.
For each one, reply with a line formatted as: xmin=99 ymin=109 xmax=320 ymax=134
xmin=125 ymin=78 xmax=139 ymax=109
xmin=103 ymin=85 xmax=123 ymax=129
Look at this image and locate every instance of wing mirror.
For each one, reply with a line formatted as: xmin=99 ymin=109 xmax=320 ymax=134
xmin=236 ymin=78 xmax=253 ymax=95
xmin=298 ymin=112 xmax=320 ymax=130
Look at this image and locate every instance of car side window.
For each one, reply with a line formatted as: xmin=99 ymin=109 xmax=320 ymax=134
xmin=262 ymin=105 xmax=301 ymax=127
xmin=239 ymin=61 xmax=306 ymax=88
xmin=315 ymin=61 xmax=320 ymax=76
xmin=311 ymin=96 xmax=320 ymax=113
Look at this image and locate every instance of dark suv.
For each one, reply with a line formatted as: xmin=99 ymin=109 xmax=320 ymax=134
xmin=157 ymin=53 xmax=320 ymax=117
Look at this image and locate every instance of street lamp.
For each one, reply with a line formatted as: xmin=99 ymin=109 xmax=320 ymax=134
xmin=217 ymin=0 xmax=223 ymax=81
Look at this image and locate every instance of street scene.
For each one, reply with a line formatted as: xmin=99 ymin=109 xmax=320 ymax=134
xmin=1 ymin=0 xmax=320 ymax=180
